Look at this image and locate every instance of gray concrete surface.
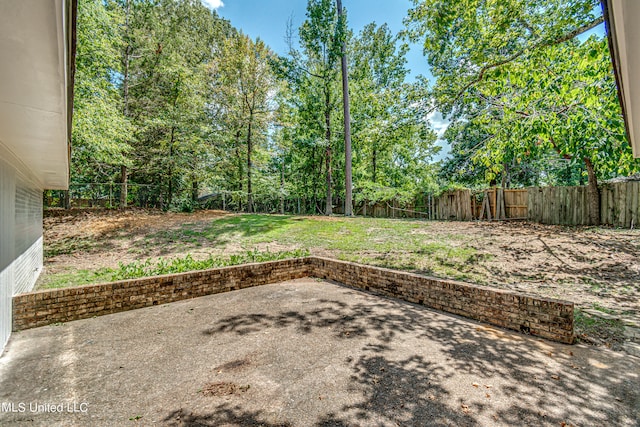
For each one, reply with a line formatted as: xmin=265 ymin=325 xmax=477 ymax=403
xmin=0 ymin=278 xmax=638 ymax=426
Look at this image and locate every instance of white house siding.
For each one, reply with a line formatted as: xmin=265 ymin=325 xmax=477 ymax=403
xmin=13 ymin=175 xmax=43 ymax=295
xmin=0 ymin=156 xmax=16 ymax=352
xmin=0 ymin=149 xmax=43 ymax=352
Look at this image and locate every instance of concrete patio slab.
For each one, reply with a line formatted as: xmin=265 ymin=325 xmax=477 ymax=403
xmin=0 ymin=278 xmax=638 ymax=426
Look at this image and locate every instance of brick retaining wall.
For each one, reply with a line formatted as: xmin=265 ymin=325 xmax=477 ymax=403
xmin=12 ymin=257 xmax=574 ymax=343
xmin=309 ymin=257 xmax=574 ymax=344
xmin=12 ymin=258 xmax=310 ymax=331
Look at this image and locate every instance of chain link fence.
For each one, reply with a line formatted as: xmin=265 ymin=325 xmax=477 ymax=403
xmin=45 ymin=183 xmax=164 ymax=209
xmin=44 ymin=184 xmax=439 ymax=218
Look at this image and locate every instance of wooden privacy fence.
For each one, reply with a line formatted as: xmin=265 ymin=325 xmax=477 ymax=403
xmin=434 ymin=188 xmax=527 ymax=221
xmin=363 ymin=180 xmax=639 ymax=227
xmin=600 ymin=181 xmax=640 ymax=227
xmin=350 ymin=189 xmax=527 ymax=221
xmin=527 ymin=186 xmax=592 ymax=225
xmin=528 ymin=181 xmax=640 ymax=227
xmin=434 ymin=189 xmax=473 ymax=220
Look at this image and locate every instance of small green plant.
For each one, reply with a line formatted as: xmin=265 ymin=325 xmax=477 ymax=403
xmin=169 ymin=196 xmax=197 ymax=213
xmin=110 ymin=248 xmax=310 ymax=281
xmin=38 ymin=248 xmax=309 ymax=289
xmin=574 ymin=308 xmax=625 ymax=347
xmin=591 ymin=302 xmax=616 ymax=315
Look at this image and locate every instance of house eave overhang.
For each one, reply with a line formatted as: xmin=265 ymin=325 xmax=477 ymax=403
xmin=603 ymin=0 xmax=640 ymax=158
xmin=0 ymin=0 xmax=75 ymax=189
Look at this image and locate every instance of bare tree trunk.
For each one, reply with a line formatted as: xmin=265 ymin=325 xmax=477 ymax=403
xmin=120 ymin=165 xmax=128 ymax=208
xmin=372 ymin=147 xmax=377 ymax=183
xmin=235 ymin=130 xmax=243 ymax=191
xmin=325 ymin=88 xmax=332 ymax=216
xmin=191 ymin=176 xmax=198 ymax=202
xmin=336 ymin=0 xmax=352 ymax=216
xmin=63 ymin=190 xmax=71 ymax=210
xmin=168 ymin=126 xmax=175 ymax=207
xmin=311 ymin=146 xmax=317 ymax=214
xmin=246 ymin=116 xmax=253 ymax=213
xmin=325 ymin=126 xmax=332 ymax=214
xmin=120 ymin=0 xmax=132 ymax=209
xmin=584 ymin=157 xmax=600 ymax=226
xmin=500 ymin=162 xmax=509 ymax=189
xmin=280 ymin=156 xmax=285 ymax=215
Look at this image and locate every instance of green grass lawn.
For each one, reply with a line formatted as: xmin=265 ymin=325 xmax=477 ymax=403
xmin=40 ymin=214 xmax=490 ymax=289
xmin=149 ymin=214 xmax=489 ymax=281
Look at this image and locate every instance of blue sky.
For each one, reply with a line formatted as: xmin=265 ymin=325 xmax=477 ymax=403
xmin=205 ymin=0 xmax=431 ymax=81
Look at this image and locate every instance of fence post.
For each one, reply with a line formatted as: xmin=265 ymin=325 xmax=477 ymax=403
xmin=471 ymin=194 xmax=475 ymax=220
xmin=429 ymin=194 xmax=433 ymax=220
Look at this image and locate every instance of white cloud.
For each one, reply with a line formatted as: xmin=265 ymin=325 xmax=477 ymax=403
xmin=202 ymin=0 xmax=224 ymax=9
xmin=427 ymin=110 xmax=452 ymax=160
xmin=427 ymin=111 xmax=450 ymax=138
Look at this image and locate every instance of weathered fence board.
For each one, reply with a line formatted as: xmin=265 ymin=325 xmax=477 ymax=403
xmin=529 ymin=185 xmax=592 ymax=226
xmin=504 ymin=189 xmax=528 ymax=219
xmin=600 ymin=181 xmax=640 ymax=227
xmin=527 ymin=181 xmax=639 ymax=227
xmin=433 ymin=190 xmax=473 ymax=221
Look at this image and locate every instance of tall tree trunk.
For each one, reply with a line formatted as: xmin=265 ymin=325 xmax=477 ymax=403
xmin=235 ymin=130 xmax=243 ymax=191
xmin=280 ymin=156 xmax=285 ymax=215
xmin=336 ymin=0 xmax=352 ymax=216
xmin=235 ymin=130 xmax=243 ymax=212
xmin=120 ymin=0 xmax=132 ymax=209
xmin=324 ymin=88 xmax=332 ymax=216
xmin=168 ymin=126 xmax=175 ymax=207
xmin=501 ymin=162 xmax=510 ymax=188
xmin=372 ymin=147 xmax=377 ymax=183
xmin=246 ymin=116 xmax=253 ymax=213
xmin=584 ymin=157 xmax=600 ymax=226
xmin=63 ymin=190 xmax=71 ymax=210
xmin=191 ymin=176 xmax=198 ymax=202
xmin=120 ymin=165 xmax=128 ymax=208
xmin=312 ymin=146 xmax=318 ymax=214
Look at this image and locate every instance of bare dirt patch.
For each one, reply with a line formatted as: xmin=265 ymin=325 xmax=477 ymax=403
xmin=425 ymin=221 xmax=639 ymax=308
xmin=45 ymin=208 xmax=227 ymax=239
xmin=201 ymin=382 xmax=250 ymax=397
xmin=42 ymin=208 xmax=230 ymax=272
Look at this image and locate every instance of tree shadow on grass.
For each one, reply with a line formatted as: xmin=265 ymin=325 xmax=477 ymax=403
xmin=139 ymin=214 xmax=295 ymax=255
